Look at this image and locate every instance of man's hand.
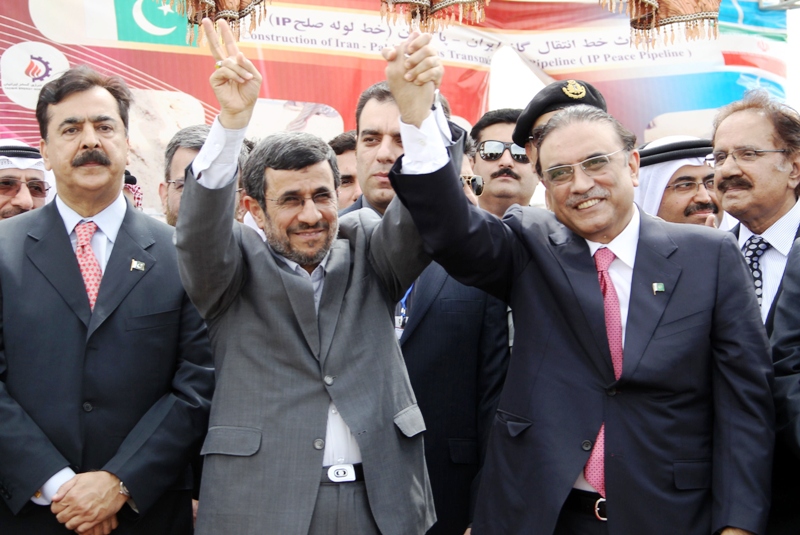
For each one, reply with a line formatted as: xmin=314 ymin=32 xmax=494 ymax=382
xmin=381 ymin=32 xmax=443 ymax=128
xmin=704 ymin=213 xmax=717 ymax=228
xmin=720 ymin=529 xmax=753 ymax=535
xmin=202 ymin=18 xmax=262 ymax=130
xmin=51 ymin=472 xmax=127 ymax=534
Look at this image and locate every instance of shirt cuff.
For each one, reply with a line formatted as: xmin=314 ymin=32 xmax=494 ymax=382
xmin=191 ymin=116 xmax=247 ymax=189
xmin=399 ymin=105 xmax=453 ymax=175
xmin=32 ymin=467 xmax=76 ymax=505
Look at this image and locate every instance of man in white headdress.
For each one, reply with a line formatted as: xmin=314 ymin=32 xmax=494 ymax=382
xmin=0 ymin=142 xmax=52 ymax=220
xmin=635 ymin=135 xmax=734 ymax=228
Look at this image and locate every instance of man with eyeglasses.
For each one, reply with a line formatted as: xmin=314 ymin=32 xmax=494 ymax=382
xmin=0 ymin=143 xmax=50 ymax=220
xmin=385 ymin=41 xmax=773 ymax=533
xmin=633 ymin=136 xmax=725 ymax=227
xmin=340 ymin=79 xmax=510 ymax=535
xmin=712 ymin=92 xmax=800 ymax=534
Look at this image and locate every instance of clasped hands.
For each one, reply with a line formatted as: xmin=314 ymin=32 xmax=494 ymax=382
xmin=50 ymin=471 xmax=128 ymax=535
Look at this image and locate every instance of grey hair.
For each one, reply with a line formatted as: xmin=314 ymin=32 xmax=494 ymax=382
xmin=534 ymin=105 xmax=637 ymax=175
xmin=242 ymin=131 xmax=340 ymax=209
xmin=165 ymin=124 xmax=252 ymax=182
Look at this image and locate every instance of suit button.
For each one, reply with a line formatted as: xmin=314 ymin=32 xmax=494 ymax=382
xmin=323 ymin=375 xmax=334 ymax=386
xmin=607 ymin=388 xmax=617 ymax=396
xmin=581 ymin=440 xmax=593 ymax=451
xmin=313 ymin=439 xmax=325 ymax=450
xmin=82 ymin=402 xmax=93 ymax=412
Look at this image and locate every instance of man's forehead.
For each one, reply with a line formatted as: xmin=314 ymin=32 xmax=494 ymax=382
xmin=669 ymin=164 xmax=713 ymax=182
xmin=266 ymin=162 xmax=334 ymax=190
xmin=359 ymin=99 xmax=400 ymax=130
xmin=0 ymin=168 xmax=44 ymax=179
xmin=478 ymin=122 xmax=515 ymax=142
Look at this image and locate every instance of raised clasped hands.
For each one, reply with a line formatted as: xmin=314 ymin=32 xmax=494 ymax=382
xmin=50 ymin=471 xmax=127 ymax=535
xmin=202 ymin=17 xmax=263 ymax=130
xmin=381 ymin=32 xmax=444 ymax=128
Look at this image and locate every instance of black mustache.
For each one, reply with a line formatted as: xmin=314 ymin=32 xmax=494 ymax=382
xmin=716 ymin=176 xmax=751 ymax=193
xmin=685 ymin=202 xmax=718 ymax=217
xmin=72 ymin=150 xmax=111 ymax=167
xmin=491 ymin=168 xmax=521 ymax=180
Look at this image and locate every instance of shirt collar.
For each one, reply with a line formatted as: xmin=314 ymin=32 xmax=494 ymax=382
xmin=585 ymin=204 xmax=641 ymax=269
xmin=55 ymin=192 xmax=127 ymax=243
xmin=738 ymin=199 xmax=800 ymax=256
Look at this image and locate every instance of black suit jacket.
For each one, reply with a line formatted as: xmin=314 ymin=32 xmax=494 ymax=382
xmin=340 ymin=199 xmax=510 ymax=534
xmin=390 ymin=161 xmax=775 ymax=535
xmin=0 ymin=200 xmax=214 ymax=534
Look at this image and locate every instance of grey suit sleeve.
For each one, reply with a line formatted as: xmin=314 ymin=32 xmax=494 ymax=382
xmin=175 ymin=167 xmax=246 ymax=320
xmin=711 ymin=233 xmax=775 ymax=535
xmin=771 ymin=240 xmax=800 ymax=458
xmin=365 ymin=196 xmax=431 ymax=303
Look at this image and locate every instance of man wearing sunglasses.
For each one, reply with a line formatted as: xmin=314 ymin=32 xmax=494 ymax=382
xmin=712 ymin=92 xmax=800 ymax=535
xmin=384 ymin=39 xmax=773 ymax=533
xmin=470 ymin=109 xmax=538 ymax=218
xmin=0 ymin=143 xmax=50 ymax=220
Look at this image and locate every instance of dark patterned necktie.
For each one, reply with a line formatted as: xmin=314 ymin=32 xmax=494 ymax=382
xmin=743 ymin=235 xmax=770 ymax=306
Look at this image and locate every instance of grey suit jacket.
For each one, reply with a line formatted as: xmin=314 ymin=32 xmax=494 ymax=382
xmin=176 ymin=170 xmax=436 ymax=535
xmin=0 ymin=200 xmax=214 ymax=534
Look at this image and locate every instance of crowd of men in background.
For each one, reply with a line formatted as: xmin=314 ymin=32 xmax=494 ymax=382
xmin=1 ymin=18 xmax=800 ymax=535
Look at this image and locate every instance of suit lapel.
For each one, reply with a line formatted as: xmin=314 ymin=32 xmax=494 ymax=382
xmin=276 ymin=261 xmax=321 ymax=359
xmin=622 ymin=215 xmax=680 ymax=380
xmin=400 ymin=263 xmax=448 ymax=345
xmin=318 ymin=240 xmax=350 ymax=364
xmin=765 ymin=222 xmax=800 ymax=334
xmin=87 ymin=207 xmax=156 ymax=338
xmin=549 ymin=226 xmax=615 ymax=381
xmin=26 ymin=203 xmax=92 ymax=327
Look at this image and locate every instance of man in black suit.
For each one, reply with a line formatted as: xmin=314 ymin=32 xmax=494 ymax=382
xmin=383 ymin=40 xmax=774 ymax=534
xmin=0 ymin=65 xmax=214 ymax=535
xmin=712 ymin=92 xmax=800 ymax=534
xmin=342 ymin=81 xmax=510 ymax=535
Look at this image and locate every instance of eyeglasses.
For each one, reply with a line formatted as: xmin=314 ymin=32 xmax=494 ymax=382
xmin=167 ymin=180 xmax=185 ymax=192
xmin=460 ymin=174 xmax=484 ymax=196
xmin=543 ymin=148 xmax=625 ymax=185
xmin=664 ymin=178 xmax=716 ymax=194
xmin=705 ymin=148 xmax=786 ymax=168
xmin=0 ymin=178 xmax=50 ymax=198
xmin=265 ymin=191 xmax=336 ymax=211
xmin=478 ymin=141 xmax=530 ymax=164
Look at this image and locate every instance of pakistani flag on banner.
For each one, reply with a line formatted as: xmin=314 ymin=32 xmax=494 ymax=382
xmin=114 ymin=0 xmax=189 ymax=46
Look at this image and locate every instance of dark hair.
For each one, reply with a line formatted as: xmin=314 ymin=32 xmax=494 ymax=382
xmin=470 ymin=108 xmax=522 ymax=144
xmin=534 ymin=105 xmax=637 ymax=176
xmin=464 ymin=135 xmax=476 ymax=159
xmin=328 ymin=130 xmax=357 ymax=155
xmin=242 ymin=132 xmax=339 ymax=210
xmin=713 ymin=90 xmax=800 ymax=158
xmin=36 ymin=65 xmax=132 ymax=140
xmin=355 ymin=82 xmax=395 ymax=134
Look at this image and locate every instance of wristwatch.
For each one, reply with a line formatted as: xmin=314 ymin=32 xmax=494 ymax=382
xmin=119 ymin=481 xmax=131 ymax=497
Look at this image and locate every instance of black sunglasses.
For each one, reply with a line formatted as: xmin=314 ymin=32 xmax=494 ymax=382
xmin=478 ymin=140 xmax=530 ymax=164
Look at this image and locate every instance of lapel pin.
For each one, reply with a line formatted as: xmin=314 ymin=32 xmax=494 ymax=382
xmin=130 ymin=259 xmax=146 ymax=272
xmin=652 ymin=282 xmax=665 ymax=295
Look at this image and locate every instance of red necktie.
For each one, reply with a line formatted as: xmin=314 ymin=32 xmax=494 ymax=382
xmin=75 ymin=221 xmax=102 ymax=310
xmin=584 ymin=247 xmax=623 ymax=497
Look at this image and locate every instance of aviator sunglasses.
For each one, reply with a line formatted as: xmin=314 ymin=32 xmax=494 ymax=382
xmin=477 ymin=140 xmax=530 ymax=164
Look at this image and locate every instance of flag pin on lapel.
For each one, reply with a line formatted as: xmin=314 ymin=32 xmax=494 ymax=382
xmin=652 ymin=282 xmax=665 ymax=295
xmin=130 ymin=259 xmax=145 ymax=272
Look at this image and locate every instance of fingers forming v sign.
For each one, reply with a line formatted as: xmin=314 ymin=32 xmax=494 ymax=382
xmin=202 ymin=18 xmax=263 ymax=130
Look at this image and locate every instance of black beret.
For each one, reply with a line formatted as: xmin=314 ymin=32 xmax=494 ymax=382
xmin=638 ymin=138 xmax=713 ymax=167
xmin=512 ymin=79 xmax=607 ymax=147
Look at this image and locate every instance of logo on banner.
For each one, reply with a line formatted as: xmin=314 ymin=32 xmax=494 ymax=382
xmin=115 ymin=0 xmax=189 ymax=46
xmin=1 ymin=42 xmax=69 ymax=110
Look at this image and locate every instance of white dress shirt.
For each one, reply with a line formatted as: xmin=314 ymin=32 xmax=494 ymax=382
xmin=738 ymin=199 xmax=800 ymax=323
xmin=33 ymin=193 xmax=128 ymax=505
xmin=192 ymin=117 xmax=362 ymax=466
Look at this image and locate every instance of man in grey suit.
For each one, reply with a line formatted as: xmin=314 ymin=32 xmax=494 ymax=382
xmin=176 ymin=20 xmax=442 ymax=534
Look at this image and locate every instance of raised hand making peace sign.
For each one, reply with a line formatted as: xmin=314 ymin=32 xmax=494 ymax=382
xmin=202 ymin=18 xmax=262 ymax=130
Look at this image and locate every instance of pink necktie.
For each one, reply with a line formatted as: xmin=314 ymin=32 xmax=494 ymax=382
xmin=75 ymin=221 xmax=102 ymax=310
xmin=584 ymin=247 xmax=623 ymax=498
